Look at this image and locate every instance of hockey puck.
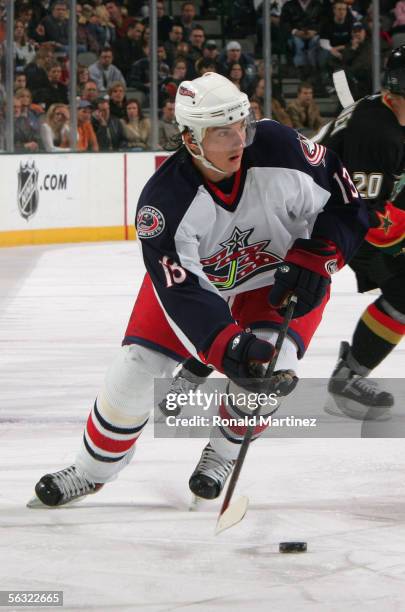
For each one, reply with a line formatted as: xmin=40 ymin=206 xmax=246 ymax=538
xmin=279 ymin=541 xmax=307 ymax=553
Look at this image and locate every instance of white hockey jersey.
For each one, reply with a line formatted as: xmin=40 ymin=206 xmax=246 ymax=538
xmin=135 ymin=119 xmax=367 ymax=355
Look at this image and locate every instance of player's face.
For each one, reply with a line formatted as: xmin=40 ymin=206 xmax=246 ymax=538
xmin=201 ymin=119 xmax=247 ymax=176
xmin=389 ymin=92 xmax=405 ymax=126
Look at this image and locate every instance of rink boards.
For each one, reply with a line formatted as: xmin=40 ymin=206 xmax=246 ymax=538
xmin=0 ymin=152 xmax=170 ymax=247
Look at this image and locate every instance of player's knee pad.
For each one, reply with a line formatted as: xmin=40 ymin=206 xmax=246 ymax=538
xmin=102 ymin=344 xmax=178 ymax=418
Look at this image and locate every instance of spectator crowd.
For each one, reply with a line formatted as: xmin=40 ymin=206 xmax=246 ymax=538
xmin=0 ymin=0 xmax=397 ymax=152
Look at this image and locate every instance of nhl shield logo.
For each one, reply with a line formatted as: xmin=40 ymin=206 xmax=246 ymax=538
xmin=17 ymin=161 xmax=39 ymax=220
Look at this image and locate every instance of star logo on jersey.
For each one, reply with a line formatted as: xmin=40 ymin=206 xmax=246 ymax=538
xmin=377 ymin=210 xmax=394 ymax=234
xmin=200 ymin=226 xmax=282 ymax=290
xmin=222 ymin=227 xmax=253 ymax=254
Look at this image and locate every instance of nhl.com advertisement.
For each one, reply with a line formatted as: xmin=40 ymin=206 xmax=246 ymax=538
xmin=17 ymin=159 xmax=69 ymax=221
xmin=0 ymin=153 xmax=164 ymax=242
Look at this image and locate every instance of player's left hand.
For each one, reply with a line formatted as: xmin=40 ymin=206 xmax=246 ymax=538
xmin=268 ymin=238 xmax=339 ymax=317
xmin=269 ymin=263 xmax=330 ymax=317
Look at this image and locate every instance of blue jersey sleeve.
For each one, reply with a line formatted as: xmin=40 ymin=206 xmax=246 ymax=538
xmin=136 ymin=156 xmax=235 ymax=355
xmin=310 ymin=147 xmax=370 ymax=263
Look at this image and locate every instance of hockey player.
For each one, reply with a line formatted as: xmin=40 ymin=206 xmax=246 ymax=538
xmin=315 ymin=46 xmax=405 ymax=420
xmin=28 ymin=72 xmax=367 ymax=508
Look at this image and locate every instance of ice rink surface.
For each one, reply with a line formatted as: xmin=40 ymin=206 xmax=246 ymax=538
xmin=1 ymin=242 xmax=405 ymax=612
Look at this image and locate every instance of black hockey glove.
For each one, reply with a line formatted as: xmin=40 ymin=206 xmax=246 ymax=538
xmin=268 ymin=238 xmax=339 ymax=317
xmin=269 ymin=263 xmax=330 ymax=318
xmin=204 ymin=324 xmax=275 ymax=391
xmin=222 ymin=332 xmax=275 ymax=389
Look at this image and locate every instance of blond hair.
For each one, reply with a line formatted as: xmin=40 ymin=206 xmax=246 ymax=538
xmin=94 ymin=5 xmax=114 ymax=27
xmin=46 ymin=103 xmax=69 ymax=133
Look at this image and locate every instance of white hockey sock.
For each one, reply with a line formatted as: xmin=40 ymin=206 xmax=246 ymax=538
xmin=75 ymin=395 xmax=149 ymax=483
xmin=75 ymin=344 xmax=177 ymax=483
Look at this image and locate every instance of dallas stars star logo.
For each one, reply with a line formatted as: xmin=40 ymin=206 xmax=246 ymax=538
xmin=377 ymin=210 xmax=394 ymax=234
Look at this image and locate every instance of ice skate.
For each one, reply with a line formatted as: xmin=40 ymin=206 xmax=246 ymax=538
xmin=189 ymin=443 xmax=234 ymax=500
xmin=27 ymin=465 xmax=103 ymax=508
xmin=157 ymin=363 xmax=209 ymax=422
xmin=325 ymin=341 xmax=394 ymax=421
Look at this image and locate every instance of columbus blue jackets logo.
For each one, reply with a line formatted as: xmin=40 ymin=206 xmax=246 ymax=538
xmin=137 ymin=206 xmax=165 ymax=239
xmin=298 ymin=134 xmax=326 ymax=167
xmin=201 ymin=226 xmax=282 ymax=290
xmin=17 ymin=161 xmax=39 ymax=220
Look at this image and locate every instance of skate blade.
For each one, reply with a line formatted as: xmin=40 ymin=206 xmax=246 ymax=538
xmin=215 ymin=496 xmax=249 ymax=535
xmin=324 ymin=395 xmax=392 ymax=421
xmin=26 ymin=494 xmax=86 ymax=509
xmin=189 ymin=495 xmax=203 ymax=511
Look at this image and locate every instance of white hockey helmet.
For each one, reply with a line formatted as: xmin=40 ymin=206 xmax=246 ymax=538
xmin=175 ymin=72 xmax=256 ymax=162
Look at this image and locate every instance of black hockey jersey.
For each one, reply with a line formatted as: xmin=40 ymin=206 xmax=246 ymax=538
xmin=315 ymin=94 xmax=405 ymax=214
xmin=135 ymin=120 xmax=368 ymax=356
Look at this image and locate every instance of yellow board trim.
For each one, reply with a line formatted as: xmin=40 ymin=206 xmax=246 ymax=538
xmin=362 ymin=310 xmax=403 ymax=345
xmin=0 ymin=225 xmax=136 ymax=247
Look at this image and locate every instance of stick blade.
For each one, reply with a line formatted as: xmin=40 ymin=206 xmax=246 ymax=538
xmin=332 ymin=70 xmax=355 ymax=108
xmin=215 ymin=496 xmax=249 ymax=535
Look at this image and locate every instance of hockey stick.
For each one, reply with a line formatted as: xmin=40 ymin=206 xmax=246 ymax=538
xmin=215 ymin=295 xmax=298 ymax=534
xmin=332 ymin=70 xmax=355 ymax=108
xmin=312 ymin=71 xmax=355 ymax=145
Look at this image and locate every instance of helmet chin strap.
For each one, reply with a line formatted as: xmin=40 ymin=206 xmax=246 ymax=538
xmin=186 ymin=146 xmax=228 ymax=175
xmin=183 ymin=134 xmax=228 ymax=175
